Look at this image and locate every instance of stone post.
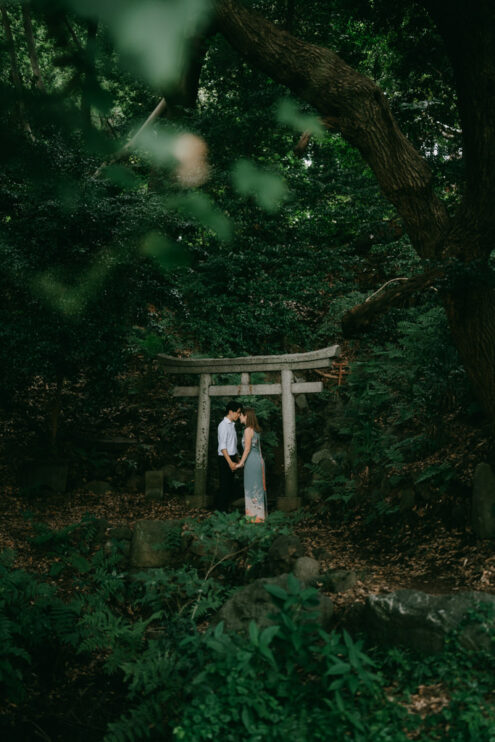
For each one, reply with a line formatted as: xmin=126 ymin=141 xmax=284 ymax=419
xmin=278 ymin=368 xmax=301 ymax=511
xmin=188 ymin=372 xmax=211 ymax=508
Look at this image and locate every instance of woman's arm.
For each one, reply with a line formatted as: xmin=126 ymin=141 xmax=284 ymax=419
xmin=237 ymin=427 xmax=254 ymax=467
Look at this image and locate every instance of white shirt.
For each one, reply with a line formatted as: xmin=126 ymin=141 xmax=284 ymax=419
xmin=218 ymin=417 xmax=238 ymax=456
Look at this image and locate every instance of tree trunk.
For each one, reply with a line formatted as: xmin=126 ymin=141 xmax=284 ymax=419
xmin=81 ymin=19 xmax=98 ymax=128
xmin=1 ymin=6 xmax=34 ymax=137
xmin=445 ymin=278 xmax=495 ymax=422
xmin=21 ymin=5 xmax=45 ymax=91
xmin=49 ymin=375 xmax=63 ymax=454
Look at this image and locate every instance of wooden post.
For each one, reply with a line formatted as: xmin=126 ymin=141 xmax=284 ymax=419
xmin=278 ymin=368 xmax=301 ymax=511
xmin=189 ymin=372 xmax=211 ymax=507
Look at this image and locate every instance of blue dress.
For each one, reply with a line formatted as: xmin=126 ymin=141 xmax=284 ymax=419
xmin=241 ymin=429 xmax=267 ymax=522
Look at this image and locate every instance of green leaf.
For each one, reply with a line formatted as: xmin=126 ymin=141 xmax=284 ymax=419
xmin=69 ymin=554 xmax=91 ymax=573
xmin=264 ymin=584 xmax=288 ymax=600
xmin=326 ymin=662 xmax=351 ymax=675
xmin=276 ymin=98 xmax=325 ymax=137
xmin=232 ymin=159 xmax=287 ymax=212
xmin=248 ymin=620 xmax=259 ymax=646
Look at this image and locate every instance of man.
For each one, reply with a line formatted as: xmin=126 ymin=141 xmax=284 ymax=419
xmin=216 ymin=400 xmax=241 ymax=510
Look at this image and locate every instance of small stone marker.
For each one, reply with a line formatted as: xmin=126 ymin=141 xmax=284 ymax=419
xmin=472 ymin=462 xmax=495 ymax=539
xmin=130 ymin=519 xmax=181 ymax=568
xmin=145 ymin=470 xmax=164 ymax=500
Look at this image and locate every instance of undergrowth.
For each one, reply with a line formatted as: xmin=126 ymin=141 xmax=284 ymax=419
xmin=1 ymin=513 xmax=495 ymax=741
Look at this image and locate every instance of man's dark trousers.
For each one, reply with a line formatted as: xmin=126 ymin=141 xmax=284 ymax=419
xmin=217 ymin=456 xmax=236 ymax=511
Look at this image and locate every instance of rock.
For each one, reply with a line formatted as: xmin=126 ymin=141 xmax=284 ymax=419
xmin=472 ymin=463 xmax=495 ymax=538
xmin=322 ymin=569 xmax=357 ymax=593
xmin=266 ymin=535 xmax=306 ymax=575
xmin=214 ymin=574 xmax=333 ymax=634
xmin=363 ymin=589 xmax=495 ymax=655
xmin=293 ymin=556 xmax=320 ymax=585
xmin=145 ymin=470 xmax=164 ymax=500
xmin=129 ymin=520 xmax=182 ymax=568
xmin=86 ymin=480 xmax=113 ymax=495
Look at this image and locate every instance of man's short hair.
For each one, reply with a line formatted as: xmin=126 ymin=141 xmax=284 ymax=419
xmin=225 ymin=400 xmax=241 ymax=414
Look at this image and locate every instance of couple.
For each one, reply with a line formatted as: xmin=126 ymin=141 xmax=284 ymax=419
xmin=217 ymin=401 xmax=267 ymax=522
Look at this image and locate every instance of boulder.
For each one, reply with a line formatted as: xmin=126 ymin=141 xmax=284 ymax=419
xmin=472 ymin=463 xmax=495 ymax=538
xmin=363 ymin=589 xmax=495 ymax=655
xmin=266 ymin=534 xmax=306 ymax=575
xmin=322 ymin=569 xmax=358 ymax=593
xmin=293 ymin=556 xmax=320 ymax=585
xmin=130 ymin=520 xmax=182 ymax=568
xmin=145 ymin=470 xmax=164 ymax=500
xmin=214 ymin=574 xmax=333 ymax=634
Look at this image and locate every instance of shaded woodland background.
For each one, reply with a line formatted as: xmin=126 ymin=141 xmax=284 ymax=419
xmin=1 ymin=0 xmax=495 ymax=740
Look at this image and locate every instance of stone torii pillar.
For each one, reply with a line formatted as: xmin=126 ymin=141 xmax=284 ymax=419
xmin=158 ymin=345 xmax=340 ymax=510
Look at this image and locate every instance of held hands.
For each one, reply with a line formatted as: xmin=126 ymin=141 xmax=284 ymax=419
xmin=233 ymin=462 xmax=244 ymax=470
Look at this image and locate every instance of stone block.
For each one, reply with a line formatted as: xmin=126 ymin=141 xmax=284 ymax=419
xmin=363 ymin=590 xmax=495 ymax=655
xmin=293 ymin=556 xmax=320 ymax=585
xmin=213 ymin=574 xmax=333 ymax=634
xmin=322 ymin=569 xmax=357 ymax=593
xmin=472 ymin=462 xmax=495 ymax=538
xmin=130 ymin=520 xmax=182 ymax=568
xmin=145 ymin=470 xmax=164 ymax=500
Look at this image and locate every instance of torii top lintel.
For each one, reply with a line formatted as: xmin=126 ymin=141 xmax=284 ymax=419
xmin=158 ymin=345 xmax=340 ymax=374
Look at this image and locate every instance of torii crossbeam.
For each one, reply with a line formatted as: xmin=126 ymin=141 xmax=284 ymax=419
xmin=158 ymin=345 xmax=340 ymax=510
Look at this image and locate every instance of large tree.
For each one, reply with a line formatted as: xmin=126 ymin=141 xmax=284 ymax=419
xmin=213 ymin=0 xmax=495 ymax=418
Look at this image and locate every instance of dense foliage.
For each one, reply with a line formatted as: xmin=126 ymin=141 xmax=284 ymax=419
xmin=2 ymin=513 xmax=495 ymax=740
xmin=1 ymin=1 xmax=493 ymax=739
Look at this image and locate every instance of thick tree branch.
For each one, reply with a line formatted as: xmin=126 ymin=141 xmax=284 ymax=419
xmin=92 ymin=97 xmax=167 ymax=178
xmin=22 ymin=5 xmax=45 ymax=92
xmin=215 ymin=0 xmax=450 ymax=260
xmin=341 ymin=268 xmax=443 ymax=337
xmin=1 ymin=6 xmax=34 ymax=139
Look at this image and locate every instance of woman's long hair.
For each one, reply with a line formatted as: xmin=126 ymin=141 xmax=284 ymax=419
xmin=244 ymin=407 xmax=261 ymax=432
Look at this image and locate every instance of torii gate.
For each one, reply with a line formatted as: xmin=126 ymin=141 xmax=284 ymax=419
xmin=158 ymin=345 xmax=340 ymax=511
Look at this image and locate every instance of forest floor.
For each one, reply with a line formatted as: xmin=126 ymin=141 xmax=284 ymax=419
xmin=2 ymin=485 xmax=495 ymax=617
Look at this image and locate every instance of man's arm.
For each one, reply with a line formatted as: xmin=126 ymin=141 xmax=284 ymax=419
xmin=218 ymin=422 xmax=237 ymax=471
xmin=221 ymin=448 xmax=237 ymax=471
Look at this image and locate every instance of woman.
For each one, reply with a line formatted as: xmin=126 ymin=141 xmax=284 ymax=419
xmin=235 ymin=407 xmax=267 ymax=522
